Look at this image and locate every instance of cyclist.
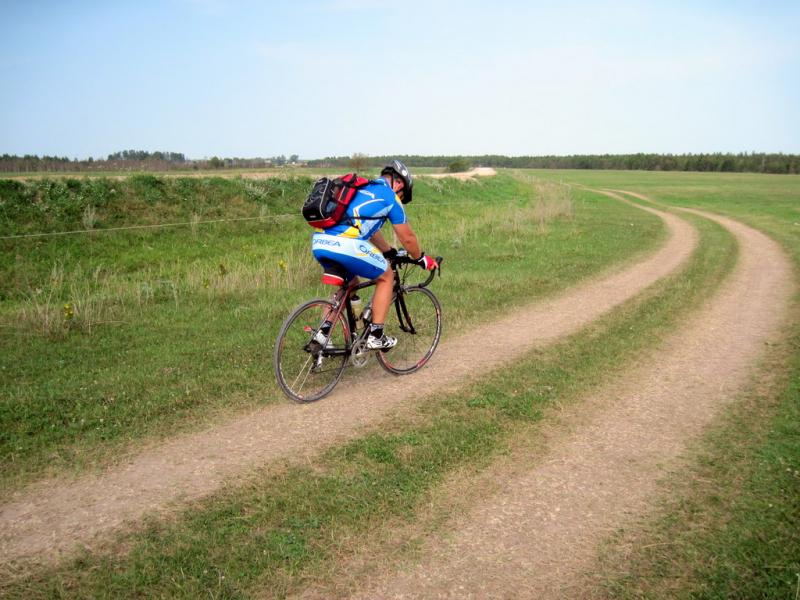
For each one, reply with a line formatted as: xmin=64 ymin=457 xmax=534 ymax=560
xmin=311 ymin=159 xmax=438 ymax=350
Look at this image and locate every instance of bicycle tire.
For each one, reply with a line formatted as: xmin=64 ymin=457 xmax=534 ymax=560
xmin=377 ymin=286 xmax=442 ymax=375
xmin=274 ymin=299 xmax=350 ymax=402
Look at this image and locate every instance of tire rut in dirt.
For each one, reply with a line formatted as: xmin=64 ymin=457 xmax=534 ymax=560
xmin=0 ymin=197 xmax=697 ymax=566
xmin=340 ymin=198 xmax=794 ymax=600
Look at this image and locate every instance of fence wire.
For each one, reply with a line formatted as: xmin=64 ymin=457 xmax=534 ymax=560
xmin=0 ymin=200 xmax=492 ymax=240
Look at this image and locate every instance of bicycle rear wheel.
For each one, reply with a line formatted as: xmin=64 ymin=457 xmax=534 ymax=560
xmin=274 ymin=299 xmax=350 ymax=402
xmin=377 ymin=286 xmax=442 ymax=375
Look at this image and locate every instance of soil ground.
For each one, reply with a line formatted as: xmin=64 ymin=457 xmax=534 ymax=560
xmin=334 ymin=195 xmax=794 ymax=600
xmin=423 ymin=167 xmax=498 ymax=180
xmin=1 ymin=195 xmax=695 ymax=567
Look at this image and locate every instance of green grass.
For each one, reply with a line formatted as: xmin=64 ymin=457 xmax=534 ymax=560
xmin=593 ymin=330 xmax=800 ymax=600
xmin=0 ymin=167 xmax=322 ymax=180
xmin=6 ymin=169 xmax=796 ymax=598
xmin=528 ymin=169 xmax=800 ymax=599
xmin=0 ymin=173 xmax=663 ymax=492
xmin=0 ymin=204 xmax=735 ymax=599
xmin=0 ymin=166 xmax=448 ymax=180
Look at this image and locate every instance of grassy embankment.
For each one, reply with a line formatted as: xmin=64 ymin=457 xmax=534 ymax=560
xmin=2 ymin=172 xmax=744 ymax=598
xmin=1 ymin=172 xmax=656 ymax=493
xmin=0 ymin=166 xmax=446 ymax=181
xmin=0 ymin=167 xmax=313 ymax=180
xmin=531 ymin=169 xmax=800 ymax=599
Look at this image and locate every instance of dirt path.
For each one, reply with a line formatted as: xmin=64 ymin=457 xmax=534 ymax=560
xmin=424 ymin=167 xmax=498 ymax=180
xmin=0 ymin=197 xmax=696 ymax=566
xmin=339 ymin=194 xmax=794 ymax=600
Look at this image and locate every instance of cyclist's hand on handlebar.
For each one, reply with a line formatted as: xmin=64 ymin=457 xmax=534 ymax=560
xmin=382 ymin=247 xmax=398 ymax=260
xmin=414 ymin=253 xmax=439 ymax=271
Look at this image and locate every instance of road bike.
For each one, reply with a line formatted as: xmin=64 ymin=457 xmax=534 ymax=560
xmin=274 ymin=251 xmax=443 ymax=402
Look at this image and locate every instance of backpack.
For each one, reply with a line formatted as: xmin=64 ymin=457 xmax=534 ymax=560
xmin=301 ymin=173 xmax=373 ymax=229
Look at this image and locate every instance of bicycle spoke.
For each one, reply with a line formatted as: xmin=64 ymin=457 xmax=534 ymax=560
xmin=274 ymin=299 xmax=350 ymax=402
xmin=377 ymin=286 xmax=442 ymax=375
xmin=291 ymin=353 xmax=314 ymax=393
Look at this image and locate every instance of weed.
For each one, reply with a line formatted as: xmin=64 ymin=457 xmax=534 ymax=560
xmin=189 ymin=212 xmax=200 ymax=236
xmin=80 ymin=205 xmax=97 ymax=230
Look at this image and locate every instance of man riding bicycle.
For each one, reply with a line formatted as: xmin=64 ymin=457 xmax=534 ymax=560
xmin=311 ymin=159 xmax=438 ymax=351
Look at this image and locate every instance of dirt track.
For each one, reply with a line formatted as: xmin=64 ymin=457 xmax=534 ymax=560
xmin=338 ymin=193 xmax=794 ymax=600
xmin=0 ymin=194 xmax=696 ymax=565
xmin=424 ymin=167 xmax=497 ymax=180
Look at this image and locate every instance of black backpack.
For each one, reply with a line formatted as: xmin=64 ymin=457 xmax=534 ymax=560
xmin=301 ymin=173 xmax=372 ymax=228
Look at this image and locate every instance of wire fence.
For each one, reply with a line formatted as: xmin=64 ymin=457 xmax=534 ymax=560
xmin=0 ymin=214 xmax=295 ymax=240
xmin=0 ymin=200 xmax=498 ymax=241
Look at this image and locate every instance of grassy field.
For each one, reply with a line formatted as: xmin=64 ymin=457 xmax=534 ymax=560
xmin=0 ymin=172 xmax=662 ymax=492
xmin=2 ymin=175 xmax=731 ymax=598
xmin=0 ymin=165 xmax=447 ymax=181
xmin=0 ymin=167 xmax=316 ymax=180
xmin=1 ymin=169 xmax=797 ymax=598
xmin=531 ymin=169 xmax=800 ymax=599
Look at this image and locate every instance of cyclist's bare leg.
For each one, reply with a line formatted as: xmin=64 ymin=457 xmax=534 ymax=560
xmin=369 ymin=266 xmax=394 ymax=325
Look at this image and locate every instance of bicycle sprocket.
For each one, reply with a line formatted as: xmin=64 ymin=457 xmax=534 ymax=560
xmin=350 ymin=338 xmax=370 ymax=368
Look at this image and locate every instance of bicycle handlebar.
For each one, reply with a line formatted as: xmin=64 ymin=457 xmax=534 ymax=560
xmin=392 ymin=250 xmax=443 ymax=288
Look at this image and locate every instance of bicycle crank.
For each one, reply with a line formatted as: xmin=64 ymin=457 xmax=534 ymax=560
xmin=350 ymin=338 xmax=371 ymax=368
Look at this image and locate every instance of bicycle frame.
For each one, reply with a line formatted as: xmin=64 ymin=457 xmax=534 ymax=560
xmin=315 ymin=256 xmax=442 ymax=357
xmin=274 ymin=254 xmax=443 ymax=402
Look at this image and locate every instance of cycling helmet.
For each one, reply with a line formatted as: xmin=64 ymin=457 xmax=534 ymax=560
xmin=381 ymin=159 xmax=413 ymax=204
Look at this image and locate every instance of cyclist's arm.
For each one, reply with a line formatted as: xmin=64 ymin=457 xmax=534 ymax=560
xmin=392 ymin=223 xmax=422 ymax=260
xmin=369 ymin=230 xmax=392 ymax=254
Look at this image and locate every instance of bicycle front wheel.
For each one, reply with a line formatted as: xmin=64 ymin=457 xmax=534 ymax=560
xmin=274 ymin=299 xmax=350 ymax=402
xmin=377 ymin=286 xmax=442 ymax=375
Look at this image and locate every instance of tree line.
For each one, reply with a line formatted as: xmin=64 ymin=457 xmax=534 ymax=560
xmin=106 ymin=150 xmax=187 ymax=162
xmin=0 ymin=151 xmax=302 ymax=173
xmin=309 ymin=152 xmax=800 ymax=175
xmin=2 ymin=151 xmax=798 ymax=175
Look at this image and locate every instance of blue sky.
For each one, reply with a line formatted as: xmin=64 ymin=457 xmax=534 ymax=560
xmin=1 ymin=0 xmax=798 ymax=159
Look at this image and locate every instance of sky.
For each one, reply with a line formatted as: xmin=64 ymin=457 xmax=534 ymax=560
xmin=1 ymin=0 xmax=798 ymax=159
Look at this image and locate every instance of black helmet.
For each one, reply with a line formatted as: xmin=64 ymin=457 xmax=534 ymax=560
xmin=381 ymin=159 xmax=413 ymax=204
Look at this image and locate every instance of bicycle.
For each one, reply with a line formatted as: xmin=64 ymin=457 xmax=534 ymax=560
xmin=273 ymin=250 xmax=444 ymax=403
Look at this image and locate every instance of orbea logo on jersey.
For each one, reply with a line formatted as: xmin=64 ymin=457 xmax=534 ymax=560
xmin=313 ymin=238 xmax=341 ymax=247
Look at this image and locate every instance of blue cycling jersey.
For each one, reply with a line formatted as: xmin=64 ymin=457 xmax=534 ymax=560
xmin=320 ymin=177 xmax=407 ymax=240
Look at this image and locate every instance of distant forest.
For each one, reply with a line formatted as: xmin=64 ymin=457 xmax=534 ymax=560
xmin=1 ymin=150 xmax=798 ymax=175
xmin=0 ymin=151 xmax=300 ymax=173
xmin=310 ymin=153 xmax=800 ymax=175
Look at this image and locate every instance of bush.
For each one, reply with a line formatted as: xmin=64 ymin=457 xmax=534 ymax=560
xmin=447 ymin=159 xmax=471 ymax=173
xmin=129 ymin=174 xmax=166 ymax=204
